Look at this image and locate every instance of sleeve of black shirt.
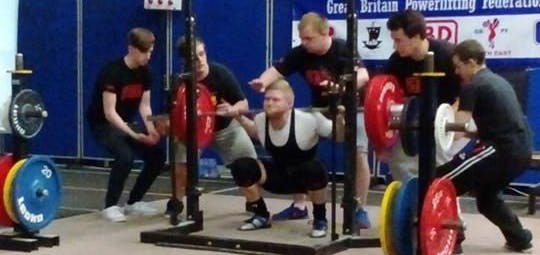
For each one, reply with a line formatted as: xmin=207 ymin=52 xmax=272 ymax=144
xmin=458 ymin=86 xmax=476 ymax=112
xmin=100 ymin=63 xmax=119 ymax=93
xmin=383 ymin=53 xmax=398 ymax=74
xmin=273 ymin=47 xmax=303 ymax=77
xmin=215 ymin=64 xmax=245 ymax=104
xmin=142 ymin=66 xmax=152 ymax=92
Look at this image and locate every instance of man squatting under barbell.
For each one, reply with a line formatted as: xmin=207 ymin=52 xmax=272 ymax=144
xmin=228 ymin=79 xmax=346 ymax=238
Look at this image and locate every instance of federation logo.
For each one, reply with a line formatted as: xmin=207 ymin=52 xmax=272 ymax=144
xmin=362 ymin=22 xmax=382 ymax=50
xmin=483 ymin=19 xmax=500 ymax=49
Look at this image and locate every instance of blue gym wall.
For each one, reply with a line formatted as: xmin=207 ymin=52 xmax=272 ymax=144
xmin=14 ymin=1 xmax=540 ymax=184
xmin=17 ymin=0 xmax=78 ymax=157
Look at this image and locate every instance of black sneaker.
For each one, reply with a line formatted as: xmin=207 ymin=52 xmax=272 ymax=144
xmin=164 ymin=199 xmax=184 ymax=218
xmin=505 ymin=229 xmax=533 ymax=253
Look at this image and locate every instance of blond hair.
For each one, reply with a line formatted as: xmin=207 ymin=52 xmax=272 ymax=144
xmin=266 ymin=79 xmax=294 ymax=104
xmin=298 ymin=12 xmax=329 ymax=35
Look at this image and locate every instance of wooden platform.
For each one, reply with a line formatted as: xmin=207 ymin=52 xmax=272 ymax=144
xmin=1 ymin=194 xmax=539 ymax=255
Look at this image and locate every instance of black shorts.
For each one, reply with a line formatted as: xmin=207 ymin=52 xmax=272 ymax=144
xmin=260 ymin=159 xmax=326 ymax=195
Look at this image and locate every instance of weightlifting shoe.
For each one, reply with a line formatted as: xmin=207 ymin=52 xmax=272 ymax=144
xmin=238 ymin=215 xmax=271 ymax=231
xmin=125 ymin=201 xmax=159 ymax=216
xmin=271 ymin=204 xmax=308 ymax=221
xmin=505 ymin=229 xmax=533 ymax=253
xmin=102 ymin=205 xmax=126 ymax=222
xmin=310 ymin=219 xmax=328 ymax=238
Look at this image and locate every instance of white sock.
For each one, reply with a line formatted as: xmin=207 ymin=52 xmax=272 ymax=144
xmin=293 ymin=202 xmax=307 ymax=209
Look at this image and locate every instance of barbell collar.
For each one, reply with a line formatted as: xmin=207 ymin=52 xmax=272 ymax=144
xmin=441 ymin=220 xmax=465 ymax=231
xmin=389 ymin=120 xmax=400 ymax=129
xmin=390 ymin=104 xmax=403 ymax=118
xmin=7 ymin=70 xmax=33 ymax=75
xmin=445 ymin=122 xmax=468 ymax=132
xmin=36 ymin=188 xmax=49 ymax=197
xmin=389 ymin=119 xmax=419 ymax=130
xmin=23 ymin=109 xmax=48 ymax=119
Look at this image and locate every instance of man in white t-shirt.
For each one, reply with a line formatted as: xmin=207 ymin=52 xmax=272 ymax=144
xmin=229 ymin=79 xmax=344 ymax=238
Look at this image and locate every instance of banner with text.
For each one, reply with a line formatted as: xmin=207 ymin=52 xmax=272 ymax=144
xmin=292 ymin=0 xmax=540 ymax=62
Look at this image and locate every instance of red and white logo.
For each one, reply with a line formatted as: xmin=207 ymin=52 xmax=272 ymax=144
xmin=483 ymin=19 xmax=500 ymax=49
xmin=426 ymin=20 xmax=458 ymax=44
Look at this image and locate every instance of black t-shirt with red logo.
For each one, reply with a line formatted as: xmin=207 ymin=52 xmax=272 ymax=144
xmin=198 ymin=62 xmax=246 ymax=131
xmin=274 ymin=38 xmax=365 ymax=107
xmin=384 ymin=39 xmax=461 ymax=105
xmin=86 ymin=58 xmax=151 ymax=127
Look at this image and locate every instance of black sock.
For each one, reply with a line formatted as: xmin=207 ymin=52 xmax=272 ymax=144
xmin=313 ymin=203 xmax=326 ymax=222
xmin=253 ymin=197 xmax=270 ymax=218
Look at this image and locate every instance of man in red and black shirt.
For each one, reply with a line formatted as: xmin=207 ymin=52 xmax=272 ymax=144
xmin=86 ymin=27 xmax=164 ymax=222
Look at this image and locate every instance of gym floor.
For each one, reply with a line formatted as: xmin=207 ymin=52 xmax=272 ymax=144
xmin=1 ymin=166 xmax=538 ymax=255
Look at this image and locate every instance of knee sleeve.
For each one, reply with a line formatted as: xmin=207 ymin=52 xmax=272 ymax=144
xmin=301 ymin=160 xmax=328 ymax=191
xmin=228 ymin=157 xmax=261 ymax=187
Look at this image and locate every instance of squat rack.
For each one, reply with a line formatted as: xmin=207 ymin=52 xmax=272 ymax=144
xmin=140 ymin=1 xmax=380 ymax=254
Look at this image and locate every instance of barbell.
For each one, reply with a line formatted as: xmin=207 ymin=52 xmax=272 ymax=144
xmin=0 ymin=154 xmax=62 ymax=232
xmin=364 ymin=74 xmax=476 ymax=156
xmin=147 ymin=106 xmax=355 ymax=121
xmin=158 ymin=74 xmax=476 ymax=153
xmin=9 ymin=89 xmax=48 ymax=139
xmin=148 ymin=82 xmax=361 ymax=148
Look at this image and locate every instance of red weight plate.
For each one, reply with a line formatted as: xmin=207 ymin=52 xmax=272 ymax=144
xmin=364 ymin=75 xmax=404 ymax=152
xmin=0 ymin=154 xmax=14 ymax=226
xmin=172 ymin=83 xmax=216 ymax=149
xmin=420 ymin=178 xmax=458 ymax=255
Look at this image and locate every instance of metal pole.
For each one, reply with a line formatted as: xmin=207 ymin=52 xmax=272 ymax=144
xmin=12 ymin=54 xmax=29 ymax=160
xmin=417 ymin=52 xmax=439 ymax=254
xmin=265 ymin=0 xmax=274 ymax=68
xmin=165 ymin=8 xmax=182 ymax=226
xmin=417 ymin=75 xmax=437 ymax=254
xmin=342 ymin=0 xmax=358 ymax=236
xmin=183 ymin=0 xmax=203 ymax=228
xmin=165 ymin=9 xmax=173 ymax=165
xmin=76 ymin=0 xmax=84 ymax=161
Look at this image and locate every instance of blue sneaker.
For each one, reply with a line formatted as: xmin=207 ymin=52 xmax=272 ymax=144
xmin=354 ymin=207 xmax=371 ymax=230
xmin=271 ymin=204 xmax=308 ymax=221
xmin=310 ymin=219 xmax=328 ymax=238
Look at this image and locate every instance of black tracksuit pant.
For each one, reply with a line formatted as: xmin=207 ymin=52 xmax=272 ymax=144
xmin=437 ymin=142 xmax=531 ymax=244
xmin=91 ymin=124 xmax=165 ymax=208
